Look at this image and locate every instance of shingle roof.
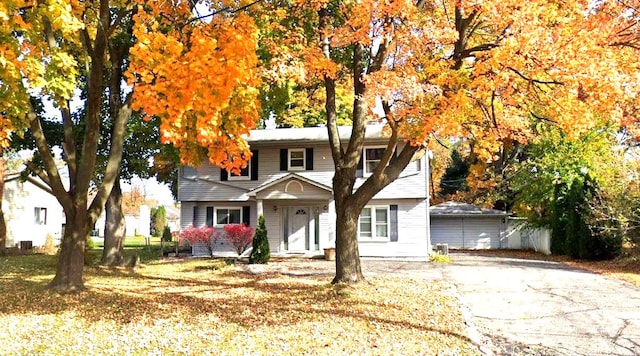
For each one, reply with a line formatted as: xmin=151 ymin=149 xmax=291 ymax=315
xmin=430 ymin=201 xmax=507 ymax=216
xmin=245 ymin=125 xmax=389 ymax=144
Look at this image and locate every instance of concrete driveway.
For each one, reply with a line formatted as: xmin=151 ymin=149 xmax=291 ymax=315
xmin=438 ymin=253 xmax=640 ymax=355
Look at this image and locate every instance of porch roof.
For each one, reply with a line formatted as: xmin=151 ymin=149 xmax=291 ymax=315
xmin=247 ymin=173 xmax=333 ymax=197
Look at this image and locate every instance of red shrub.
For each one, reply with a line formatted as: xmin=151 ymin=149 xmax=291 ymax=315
xmin=178 ymin=226 xmax=222 ymax=257
xmin=223 ymin=224 xmax=254 ymax=255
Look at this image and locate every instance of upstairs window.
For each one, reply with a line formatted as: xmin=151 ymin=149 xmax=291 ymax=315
xmin=288 ymin=149 xmax=306 ymax=170
xmin=34 ymin=207 xmax=47 ymax=225
xmin=364 ymin=147 xmax=386 ymax=175
xmin=229 ymin=161 xmax=250 ymax=180
xmin=280 ymin=148 xmax=314 ymax=172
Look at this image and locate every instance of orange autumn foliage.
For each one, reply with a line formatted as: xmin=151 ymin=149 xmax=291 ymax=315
xmin=127 ymin=1 xmax=261 ymax=173
xmin=264 ymin=0 xmax=640 ymax=160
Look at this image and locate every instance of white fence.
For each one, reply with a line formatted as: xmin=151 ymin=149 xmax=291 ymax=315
xmin=503 ymin=218 xmax=551 ymax=255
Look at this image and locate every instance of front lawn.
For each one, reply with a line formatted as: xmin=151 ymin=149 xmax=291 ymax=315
xmin=0 ymin=255 xmax=480 ymax=355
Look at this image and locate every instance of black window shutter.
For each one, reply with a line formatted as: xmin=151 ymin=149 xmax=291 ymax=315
xmin=280 ymin=148 xmax=288 ymax=171
xmin=206 ymin=207 xmax=214 ymax=227
xmin=220 ymin=168 xmax=228 ymax=181
xmin=356 ymin=156 xmax=363 ymax=178
xmin=305 ymin=148 xmax=314 ymax=171
xmin=390 ymin=205 xmax=398 ymax=242
xmin=242 ymin=206 xmax=251 ymax=226
xmin=250 ymin=150 xmax=259 ymax=180
xmin=192 ymin=206 xmax=199 ymax=226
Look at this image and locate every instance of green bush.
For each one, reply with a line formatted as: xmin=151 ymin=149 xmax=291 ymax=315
xmin=249 ymin=215 xmax=270 ymax=264
xmin=85 ymin=235 xmax=96 ymax=266
xmin=161 ymin=226 xmax=173 ymax=242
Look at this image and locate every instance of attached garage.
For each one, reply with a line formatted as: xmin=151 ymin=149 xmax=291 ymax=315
xmin=430 ymin=201 xmax=507 ymax=249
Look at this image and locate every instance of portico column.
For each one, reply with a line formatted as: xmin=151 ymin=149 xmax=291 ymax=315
xmin=256 ymin=199 xmax=263 ymax=218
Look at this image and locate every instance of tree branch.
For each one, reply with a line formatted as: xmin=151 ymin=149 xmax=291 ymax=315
xmin=507 ymin=66 xmax=563 ymax=86
xmin=28 ymin=109 xmax=72 ymax=211
xmin=88 ymin=93 xmax=132 ymax=221
xmin=187 ymin=0 xmax=263 ymax=24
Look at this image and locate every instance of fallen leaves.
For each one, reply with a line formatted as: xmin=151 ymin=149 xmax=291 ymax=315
xmin=0 ymin=256 xmax=480 ymax=355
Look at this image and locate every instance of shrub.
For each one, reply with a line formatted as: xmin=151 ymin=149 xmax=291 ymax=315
xmin=41 ymin=233 xmax=58 ymax=255
xmin=179 ymin=226 xmax=222 ymax=257
xmin=429 ymin=253 xmax=451 ymax=264
xmin=224 ymin=224 xmax=254 ymax=255
xmin=250 ymin=215 xmax=270 ymax=264
xmin=85 ymin=234 xmax=96 ymax=265
xmin=161 ymin=226 xmax=173 ymax=242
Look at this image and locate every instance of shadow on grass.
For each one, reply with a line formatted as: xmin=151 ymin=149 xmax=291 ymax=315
xmin=0 ymin=255 xmax=473 ymax=345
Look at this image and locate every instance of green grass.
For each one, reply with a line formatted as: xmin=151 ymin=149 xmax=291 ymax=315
xmin=89 ymin=235 xmax=183 ymax=264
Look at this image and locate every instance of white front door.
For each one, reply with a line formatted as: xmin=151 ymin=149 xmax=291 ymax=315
xmin=286 ymin=207 xmax=309 ymax=251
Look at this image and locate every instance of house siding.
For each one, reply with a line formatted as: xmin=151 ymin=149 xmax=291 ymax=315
xmin=178 ymin=143 xmax=428 ymax=202
xmin=358 ymin=198 xmax=429 ymax=257
xmin=3 ymin=178 xmax=64 ymax=248
xmin=178 ymin=127 xmax=431 ymax=258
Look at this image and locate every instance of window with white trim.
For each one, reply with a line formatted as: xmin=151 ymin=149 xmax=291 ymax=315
xmin=34 ymin=207 xmax=47 ymax=225
xmin=358 ymin=206 xmax=389 ymax=241
xmin=364 ymin=147 xmax=386 ymax=175
xmin=288 ymin=149 xmax=306 ymax=170
xmin=216 ymin=208 xmax=242 ymax=225
xmin=229 ymin=161 xmax=250 ymax=180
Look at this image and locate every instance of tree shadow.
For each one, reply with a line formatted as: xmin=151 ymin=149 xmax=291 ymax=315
xmin=0 ymin=256 xmax=475 ymax=347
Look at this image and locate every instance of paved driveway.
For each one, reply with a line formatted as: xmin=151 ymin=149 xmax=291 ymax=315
xmin=437 ymin=253 xmax=640 ymax=355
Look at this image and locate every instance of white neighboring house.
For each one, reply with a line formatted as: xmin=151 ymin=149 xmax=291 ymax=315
xmin=178 ymin=125 xmax=431 ymax=258
xmin=94 ymin=204 xmax=151 ymax=238
xmin=3 ymin=173 xmax=64 ymax=248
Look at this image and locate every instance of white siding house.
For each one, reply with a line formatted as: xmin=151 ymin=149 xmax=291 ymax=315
xmin=3 ymin=173 xmax=64 ymax=248
xmin=178 ymin=125 xmax=431 ymax=258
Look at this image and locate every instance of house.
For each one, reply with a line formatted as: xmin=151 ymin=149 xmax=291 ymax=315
xmin=2 ymin=173 xmax=64 ymax=248
xmin=430 ymin=201 xmax=508 ymax=249
xmin=93 ymin=204 xmax=151 ymax=238
xmin=178 ymin=125 xmax=431 ymax=257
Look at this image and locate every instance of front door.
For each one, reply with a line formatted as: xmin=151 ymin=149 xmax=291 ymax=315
xmin=286 ymin=207 xmax=309 ymax=251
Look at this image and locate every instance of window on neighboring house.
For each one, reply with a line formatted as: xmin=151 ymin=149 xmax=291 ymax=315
xmin=364 ymin=147 xmax=386 ymax=175
xmin=216 ymin=208 xmax=242 ymax=225
xmin=288 ymin=149 xmax=305 ymax=170
xmin=358 ymin=206 xmax=389 ymax=240
xmin=34 ymin=207 xmax=47 ymax=225
xmin=229 ymin=161 xmax=250 ymax=180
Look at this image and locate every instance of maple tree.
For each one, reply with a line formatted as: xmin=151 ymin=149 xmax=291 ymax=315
xmin=0 ymin=0 xmax=261 ymax=291
xmin=260 ymin=0 xmax=640 ymax=282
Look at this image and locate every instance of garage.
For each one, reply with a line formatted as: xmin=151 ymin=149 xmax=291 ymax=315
xmin=430 ymin=201 xmax=507 ymax=249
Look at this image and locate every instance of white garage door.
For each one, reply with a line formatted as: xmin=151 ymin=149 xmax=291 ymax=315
xmin=431 ymin=217 xmax=502 ymax=249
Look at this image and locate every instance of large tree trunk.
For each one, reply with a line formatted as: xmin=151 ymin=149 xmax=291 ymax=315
xmin=100 ymin=179 xmax=126 ymax=266
xmin=332 ymin=196 xmax=364 ymax=283
xmin=0 ymin=149 xmax=6 ymax=253
xmin=48 ymin=210 xmax=90 ymax=292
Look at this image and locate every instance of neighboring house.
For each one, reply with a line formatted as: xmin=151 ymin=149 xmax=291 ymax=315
xmin=430 ymin=201 xmax=508 ymax=249
xmin=94 ymin=205 xmax=151 ymax=237
xmin=2 ymin=173 xmax=64 ymax=248
xmin=164 ymin=204 xmax=180 ymax=232
xmin=178 ymin=125 xmax=431 ymax=257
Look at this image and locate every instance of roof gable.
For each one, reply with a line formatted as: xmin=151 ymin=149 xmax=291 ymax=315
xmin=248 ymin=173 xmax=332 ymax=197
